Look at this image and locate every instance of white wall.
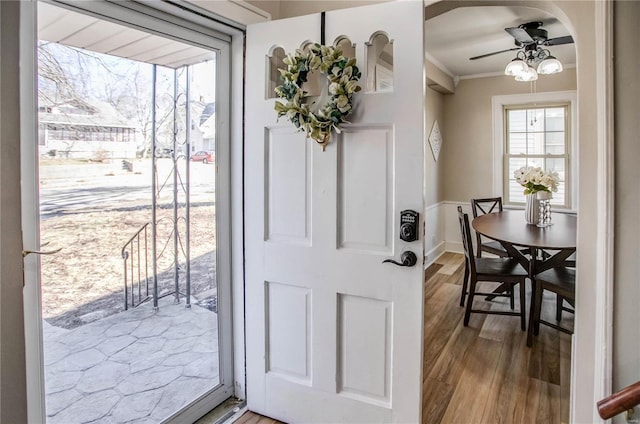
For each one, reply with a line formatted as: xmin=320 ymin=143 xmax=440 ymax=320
xmin=276 ymin=0 xmax=391 ymax=19
xmin=424 ymin=86 xmax=446 ymax=265
xmin=245 ymin=0 xmax=281 ymax=19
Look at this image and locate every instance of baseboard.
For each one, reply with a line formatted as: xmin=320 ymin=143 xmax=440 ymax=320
xmin=445 ymin=240 xmax=463 ymax=254
xmin=424 ymin=241 xmax=446 ymax=267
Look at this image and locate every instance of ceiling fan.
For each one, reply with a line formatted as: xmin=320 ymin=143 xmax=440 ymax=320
xmin=469 ymin=21 xmax=574 ymax=61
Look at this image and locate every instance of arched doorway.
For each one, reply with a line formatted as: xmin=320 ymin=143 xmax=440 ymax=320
xmin=422 ymin=2 xmax=612 ymax=422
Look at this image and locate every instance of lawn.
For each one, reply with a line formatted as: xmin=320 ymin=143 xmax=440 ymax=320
xmin=40 ymin=203 xmax=217 ymax=329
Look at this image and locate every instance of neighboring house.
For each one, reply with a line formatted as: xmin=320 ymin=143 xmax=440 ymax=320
xmin=185 ymin=100 xmax=215 ymax=155
xmin=38 ymin=100 xmax=137 ymax=159
xmin=198 ymin=101 xmax=216 ymax=152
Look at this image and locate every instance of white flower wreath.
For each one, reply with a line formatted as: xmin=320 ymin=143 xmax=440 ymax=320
xmin=274 ymin=43 xmax=362 ymax=150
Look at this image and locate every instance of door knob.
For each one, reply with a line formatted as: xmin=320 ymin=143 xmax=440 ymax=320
xmin=382 ymin=251 xmax=417 ymax=267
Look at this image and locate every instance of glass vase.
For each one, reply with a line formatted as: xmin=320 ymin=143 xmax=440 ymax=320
xmin=524 ymin=193 xmax=539 ymax=225
xmin=537 ymin=191 xmax=553 ymax=227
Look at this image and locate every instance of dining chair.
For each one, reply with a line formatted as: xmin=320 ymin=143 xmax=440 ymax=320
xmin=527 ymin=266 xmax=576 ymax=347
xmin=457 ymin=206 xmax=528 ymax=330
xmin=537 ymin=250 xmax=577 ymax=320
xmin=556 ymin=253 xmax=576 ymax=321
xmin=471 ymin=197 xmax=510 ymax=258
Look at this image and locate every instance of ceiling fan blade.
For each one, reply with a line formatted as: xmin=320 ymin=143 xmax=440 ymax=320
xmin=544 ymin=35 xmax=574 ymax=46
xmin=505 ymin=27 xmax=535 ymax=44
xmin=469 ymin=47 xmax=520 ymax=61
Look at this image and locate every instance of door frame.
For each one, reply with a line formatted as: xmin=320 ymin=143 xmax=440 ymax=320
xmin=20 ymin=1 xmax=44 ymax=422
xmin=20 ymin=1 xmax=248 ymax=421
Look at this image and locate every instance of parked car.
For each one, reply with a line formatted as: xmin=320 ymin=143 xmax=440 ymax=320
xmin=190 ymin=150 xmax=215 ymax=164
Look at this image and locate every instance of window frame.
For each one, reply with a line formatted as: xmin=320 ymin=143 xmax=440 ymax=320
xmin=503 ymin=103 xmax=571 ymax=208
xmin=491 ymin=90 xmax=577 ymax=212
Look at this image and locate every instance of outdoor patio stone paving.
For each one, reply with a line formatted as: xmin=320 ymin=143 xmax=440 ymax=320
xmin=43 ymin=297 xmax=219 ymax=423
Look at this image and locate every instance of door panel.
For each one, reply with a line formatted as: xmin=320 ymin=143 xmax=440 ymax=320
xmin=338 ymin=126 xmax=393 ymax=253
xmin=265 ymin=281 xmax=312 ymax=384
xmin=337 ymin=294 xmax=392 ymax=406
xmin=265 ymin=129 xmax=311 ymax=244
xmin=245 ymin=2 xmax=425 ymax=422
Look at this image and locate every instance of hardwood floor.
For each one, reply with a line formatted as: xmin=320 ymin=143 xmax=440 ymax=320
xmin=422 ymin=252 xmax=572 ymax=424
xmin=234 ymin=411 xmax=285 ymax=424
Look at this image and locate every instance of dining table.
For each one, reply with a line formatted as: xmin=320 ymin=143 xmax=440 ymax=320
xmin=471 ymin=209 xmax=577 ymax=302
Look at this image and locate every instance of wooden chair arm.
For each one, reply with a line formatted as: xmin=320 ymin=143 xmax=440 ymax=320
xmin=597 ymin=381 xmax=640 ymax=419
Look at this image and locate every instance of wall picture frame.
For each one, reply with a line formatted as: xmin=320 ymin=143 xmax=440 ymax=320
xmin=428 ymin=120 xmax=442 ymax=161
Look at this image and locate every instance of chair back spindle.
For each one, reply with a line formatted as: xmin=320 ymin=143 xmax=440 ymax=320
xmin=471 ymin=197 xmax=510 ymax=258
xmin=471 ymin=197 xmax=503 ymax=218
xmin=457 ymin=206 xmax=476 ymax=276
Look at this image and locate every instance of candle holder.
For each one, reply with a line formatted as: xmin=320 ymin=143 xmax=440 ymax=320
xmin=537 ymin=192 xmax=553 ymax=227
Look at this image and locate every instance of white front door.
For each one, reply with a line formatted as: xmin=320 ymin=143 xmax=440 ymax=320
xmin=245 ymin=2 xmax=425 ymax=422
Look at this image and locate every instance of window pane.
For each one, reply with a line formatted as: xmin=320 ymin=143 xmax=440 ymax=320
xmin=545 ymin=158 xmax=566 ymax=206
xmin=525 ymin=157 xmax=543 ymax=169
xmin=527 ymin=132 xmax=545 ymax=154
xmin=504 ymin=105 xmax=570 ymax=207
xmin=545 ymin=107 xmax=565 ymax=131
xmin=545 ymin=131 xmax=565 ymax=154
xmin=509 ymin=180 xmax=526 ymax=203
xmin=508 ymin=109 xmax=526 ymax=132
xmin=545 ymin=158 xmax=565 ymax=179
xmin=508 ymin=157 xmax=527 ymax=178
xmin=508 ymin=132 xmax=526 ymax=154
xmin=551 ymin=187 xmax=565 ymax=206
xmin=527 ymin=108 xmax=544 ymax=132
xmin=507 ymin=158 xmax=526 ymax=203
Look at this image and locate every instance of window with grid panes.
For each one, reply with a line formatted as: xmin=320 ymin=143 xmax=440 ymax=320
xmin=504 ymin=104 xmax=570 ymax=208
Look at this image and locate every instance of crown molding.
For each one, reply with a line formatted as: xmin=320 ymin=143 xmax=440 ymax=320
xmin=424 ymin=51 xmax=455 ymax=79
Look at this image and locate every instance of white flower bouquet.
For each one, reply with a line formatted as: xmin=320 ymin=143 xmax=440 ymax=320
xmin=513 ymin=166 xmax=559 ymax=195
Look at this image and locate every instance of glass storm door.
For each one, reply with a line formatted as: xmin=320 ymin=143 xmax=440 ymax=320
xmin=22 ymin=2 xmax=233 ymax=422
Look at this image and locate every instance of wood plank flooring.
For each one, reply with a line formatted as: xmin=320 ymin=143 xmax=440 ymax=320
xmin=422 ymin=252 xmax=572 ymax=424
xmin=234 ymin=411 xmax=284 ymax=424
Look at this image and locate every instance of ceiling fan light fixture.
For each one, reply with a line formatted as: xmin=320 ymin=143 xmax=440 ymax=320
xmin=515 ymin=66 xmax=538 ymax=82
xmin=504 ymin=59 xmax=528 ymax=76
xmin=537 ymin=56 xmax=563 ymax=74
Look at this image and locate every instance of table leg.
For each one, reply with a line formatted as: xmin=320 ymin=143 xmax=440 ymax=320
xmin=484 ymin=283 xmax=510 ymax=301
xmin=527 ymin=276 xmax=537 ymax=346
xmin=535 ymin=248 xmax=576 ymax=274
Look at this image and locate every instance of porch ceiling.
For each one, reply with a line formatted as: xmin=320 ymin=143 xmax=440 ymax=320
xmin=38 ymin=2 xmax=215 ymax=69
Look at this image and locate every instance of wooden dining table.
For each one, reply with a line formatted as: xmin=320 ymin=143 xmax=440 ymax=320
xmin=472 ymin=210 xmax=577 ymax=310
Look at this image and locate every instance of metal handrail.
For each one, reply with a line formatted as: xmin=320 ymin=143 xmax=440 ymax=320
xmin=121 ymin=222 xmax=151 ymax=310
xmin=597 ymin=380 xmax=640 ymax=420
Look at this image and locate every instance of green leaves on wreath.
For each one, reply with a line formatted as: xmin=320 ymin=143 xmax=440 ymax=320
xmin=273 ymin=44 xmax=361 ymax=147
